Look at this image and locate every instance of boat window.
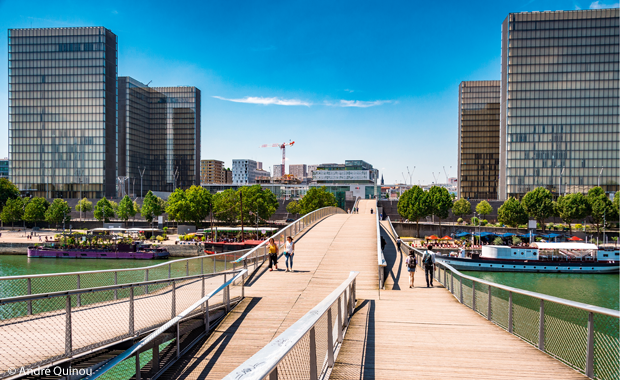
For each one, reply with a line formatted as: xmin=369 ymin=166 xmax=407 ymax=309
xmin=533 ymin=252 xmax=537 ymax=256
xmin=513 ymin=252 xmax=517 ymax=255
xmin=521 ymin=252 xmax=524 ymax=255
xmin=603 ymin=254 xmax=608 ymax=257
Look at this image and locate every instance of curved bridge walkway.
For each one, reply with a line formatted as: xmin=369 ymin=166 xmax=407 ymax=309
xmin=161 ymin=200 xmax=585 ymax=379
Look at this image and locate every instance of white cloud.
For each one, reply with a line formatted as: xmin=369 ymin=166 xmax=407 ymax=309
xmin=326 ymin=100 xmax=392 ymax=108
xmin=589 ymin=0 xmax=619 ymax=8
xmin=213 ymin=96 xmax=311 ymax=106
xmin=344 ymin=89 xmax=355 ymax=93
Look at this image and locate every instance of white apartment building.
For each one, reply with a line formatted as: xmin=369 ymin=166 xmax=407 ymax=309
xmin=232 ymin=159 xmax=261 ymax=184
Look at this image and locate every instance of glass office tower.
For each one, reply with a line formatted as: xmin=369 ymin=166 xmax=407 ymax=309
xmin=457 ymin=81 xmax=501 ymax=200
xmin=499 ymin=9 xmax=619 ymax=200
xmin=8 ymin=27 xmax=118 ymax=198
xmin=118 ymin=78 xmax=200 ymax=195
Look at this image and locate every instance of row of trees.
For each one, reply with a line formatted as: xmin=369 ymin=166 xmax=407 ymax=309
xmin=286 ymin=187 xmax=338 ymax=217
xmin=398 ymin=185 xmax=620 ymax=236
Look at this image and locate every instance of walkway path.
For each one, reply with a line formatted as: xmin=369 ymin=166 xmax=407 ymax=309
xmin=329 ymin=223 xmax=586 ymax=379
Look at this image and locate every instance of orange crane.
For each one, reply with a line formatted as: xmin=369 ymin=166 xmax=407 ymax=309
xmin=260 ymin=141 xmax=295 ymax=177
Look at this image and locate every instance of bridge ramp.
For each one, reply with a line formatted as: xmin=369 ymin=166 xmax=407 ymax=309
xmin=330 ymin=225 xmax=586 ymax=379
xmin=159 ymin=211 xmax=378 ymax=379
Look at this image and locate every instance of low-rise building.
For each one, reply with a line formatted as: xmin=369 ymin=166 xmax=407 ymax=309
xmin=223 ymin=168 xmax=233 ymax=184
xmin=313 ymin=160 xmax=377 ymax=184
xmin=273 ymin=164 xmax=283 ymax=178
xmin=289 ymin=164 xmax=307 ymax=179
xmin=200 ymin=160 xmax=225 ymax=184
xmin=232 ymin=159 xmax=262 ymax=184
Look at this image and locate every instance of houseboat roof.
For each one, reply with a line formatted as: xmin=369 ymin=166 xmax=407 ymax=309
xmin=531 ymin=242 xmax=598 ymax=250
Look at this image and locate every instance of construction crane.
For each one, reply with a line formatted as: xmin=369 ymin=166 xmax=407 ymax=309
xmin=260 ymin=141 xmax=295 ymax=177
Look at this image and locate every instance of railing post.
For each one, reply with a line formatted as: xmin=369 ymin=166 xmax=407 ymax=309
xmin=269 ymin=368 xmax=278 ymax=380
xmin=225 ymin=255 xmax=227 ymax=271
xmin=171 ymin=281 xmax=176 ymax=318
xmin=186 ymin=261 xmax=189 ymax=276
xmin=65 ymin=295 xmax=72 ymax=356
xmin=168 ymin=263 xmax=171 ymax=279
xmin=243 ymin=259 xmax=248 ymax=279
xmin=214 ymin=257 xmax=217 ymax=274
xmin=176 ymin=321 xmax=180 ymax=359
xmin=27 ymin=278 xmax=32 ymax=315
xmin=145 ymin=269 xmax=149 ymax=294
xmin=538 ymin=299 xmax=545 ymax=351
xmin=224 ymin=273 xmax=229 ymax=312
xmin=201 ymin=258 xmax=204 ymax=275
xmin=114 ymin=272 xmax=118 ymax=300
xmin=487 ymin=285 xmax=492 ymax=321
xmin=585 ymin=311 xmax=594 ymax=378
xmin=327 ymin=308 xmax=334 ymax=368
xmin=337 ymin=295 xmax=343 ymax=343
xmin=76 ymin=274 xmax=81 ymax=307
xmin=129 ymin=286 xmax=135 ymax=335
xmin=152 ymin=340 xmax=160 ymax=375
xmin=508 ymin=291 xmax=513 ymax=333
xmin=309 ymin=326 xmax=318 ymax=380
xmin=343 ymin=287 xmax=349 ymax=328
xmin=472 ymin=281 xmax=476 ymax=311
xmin=204 ymin=300 xmax=210 ymax=332
xmin=450 ymin=272 xmax=454 ymax=294
xmin=135 ymin=351 xmax=141 ymax=380
xmin=459 ymin=276 xmax=463 ymax=304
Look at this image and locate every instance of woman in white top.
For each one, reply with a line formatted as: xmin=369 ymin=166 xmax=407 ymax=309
xmin=285 ymin=236 xmax=295 ymax=272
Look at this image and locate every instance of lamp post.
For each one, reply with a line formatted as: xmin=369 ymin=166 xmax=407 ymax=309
xmin=139 ymin=167 xmax=146 ymax=198
xmin=558 ymin=167 xmax=564 ymax=196
xmin=597 ymin=166 xmax=604 ymax=187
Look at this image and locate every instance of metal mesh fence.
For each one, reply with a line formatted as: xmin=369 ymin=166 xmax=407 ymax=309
xmin=593 ymin=313 xmax=620 ymax=380
xmin=512 ymin=292 xmax=540 ymax=346
xmin=544 ymin=301 xmax=588 ymax=372
xmin=490 ymin=287 xmax=510 ymax=330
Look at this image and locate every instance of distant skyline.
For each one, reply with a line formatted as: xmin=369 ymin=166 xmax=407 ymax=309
xmin=1 ymin=0 xmax=618 ymax=185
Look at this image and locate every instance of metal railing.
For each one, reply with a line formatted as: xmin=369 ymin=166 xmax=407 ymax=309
xmin=400 ymin=242 xmax=620 ymax=380
xmin=234 ymin=206 xmax=345 ymax=270
xmin=0 ymin=268 xmax=246 ymax=379
xmin=222 ymin=271 xmax=359 ymax=380
xmin=376 ymin=201 xmax=386 ymax=289
xmin=86 ymin=269 xmax=248 ymax=380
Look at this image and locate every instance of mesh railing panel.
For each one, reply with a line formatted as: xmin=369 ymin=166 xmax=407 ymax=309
xmin=461 ymin=277 xmax=473 ymax=308
xmin=277 ymin=331 xmax=311 ymax=379
xmin=510 ymin=292 xmax=540 ymax=345
xmin=474 ymin=283 xmax=489 ymax=318
xmin=543 ymin=301 xmax=588 ymax=372
xmin=490 ymin=287 xmax=510 ymax=330
xmin=593 ymin=313 xmax=620 ymax=380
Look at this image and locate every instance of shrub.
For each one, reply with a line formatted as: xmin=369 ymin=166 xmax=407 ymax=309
xmin=156 ymin=235 xmax=164 ymax=242
xmin=481 ymin=219 xmax=488 ymax=226
xmin=547 ymin=223 xmax=554 ymax=230
xmin=457 ymin=218 xmax=463 ymax=224
xmin=512 ymin=236 xmax=522 ymax=245
xmin=493 ymin=237 xmax=503 ymax=245
xmin=471 ymin=217 xmax=479 ymax=226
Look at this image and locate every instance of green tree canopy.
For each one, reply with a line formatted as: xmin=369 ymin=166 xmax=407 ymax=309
xmin=397 ymin=186 xmax=430 ymax=237
xmin=286 ymin=200 xmax=301 ymax=216
xmin=240 ymin=185 xmax=279 ymax=224
xmin=497 ymin=197 xmax=528 ymax=229
xmin=298 ymin=186 xmax=337 ymax=215
xmin=613 ymin=193 xmax=619 ymax=221
xmin=213 ymin=189 xmax=240 ymax=225
xmin=587 ymin=187 xmax=617 ymax=234
xmin=428 ymin=186 xmax=452 ymax=225
xmin=185 ymin=185 xmax=213 ymax=226
xmin=452 ymin=198 xmax=472 ymax=219
xmin=0 ymin=178 xmax=20 ymax=209
xmin=23 ymin=197 xmax=50 ymax=226
xmin=75 ymin=198 xmax=93 ymax=213
xmin=45 ymin=199 xmax=71 ymax=228
xmin=94 ymin=197 xmax=116 ymax=223
xmin=556 ymin=193 xmax=589 ymax=232
xmin=117 ymin=195 xmax=137 ymax=223
xmin=166 ymin=188 xmax=191 ymax=224
xmin=141 ymin=191 xmax=163 ymax=225
xmin=0 ymin=198 xmax=24 ymax=226
xmin=521 ymin=187 xmax=554 ymax=231
xmin=476 ymin=200 xmax=493 ymax=219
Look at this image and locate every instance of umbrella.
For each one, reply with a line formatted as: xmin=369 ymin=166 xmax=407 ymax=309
xmin=440 ymin=235 xmax=452 ymax=240
xmin=427 ymin=235 xmax=440 ymax=240
xmin=568 ymin=236 xmax=583 ymax=241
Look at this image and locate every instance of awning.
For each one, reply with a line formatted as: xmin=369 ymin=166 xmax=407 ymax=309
xmin=568 ymin=236 xmax=583 ymax=241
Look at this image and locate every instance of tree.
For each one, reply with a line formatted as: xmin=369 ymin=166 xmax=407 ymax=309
xmin=94 ymin=197 xmax=115 ymax=223
xmin=45 ymin=199 xmax=71 ymax=229
xmin=397 ymin=186 xmax=430 ymax=237
xmin=428 ymin=186 xmax=452 ymax=226
xmin=0 ymin=178 xmax=20 ymax=209
xmin=298 ymin=187 xmax=337 ymax=215
xmin=117 ymin=195 xmax=136 ymax=223
xmin=239 ymin=185 xmax=278 ymax=224
xmin=521 ymin=187 xmax=554 ymax=231
xmin=587 ymin=187 xmax=617 ymax=235
xmin=141 ymin=191 xmax=163 ymax=226
xmin=476 ymin=200 xmax=493 ymax=220
xmin=497 ymin=197 xmax=528 ymax=230
xmin=613 ymin=193 xmax=620 ymax=225
xmin=166 ymin=188 xmax=191 ymax=224
xmin=213 ymin=189 xmax=240 ymax=225
xmin=109 ymin=200 xmax=119 ymax=213
xmin=75 ymin=198 xmax=93 ymax=213
xmin=286 ymin=200 xmax=301 ymax=216
xmin=0 ymin=198 xmax=24 ymax=227
xmin=23 ymin=197 xmax=50 ymax=227
xmin=185 ymin=185 xmax=212 ymax=226
xmin=556 ymin=193 xmax=589 ymax=233
xmin=452 ymin=198 xmax=472 ymax=219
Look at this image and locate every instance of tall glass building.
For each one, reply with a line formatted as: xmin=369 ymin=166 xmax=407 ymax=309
xmin=8 ymin=27 xmax=118 ymax=198
xmin=457 ymin=81 xmax=501 ymax=200
xmin=499 ymin=9 xmax=619 ymax=200
xmin=118 ymin=77 xmax=200 ymax=194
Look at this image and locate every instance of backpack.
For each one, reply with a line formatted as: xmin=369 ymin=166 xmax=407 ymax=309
xmin=407 ymin=255 xmax=417 ymax=269
xmin=423 ymin=252 xmax=433 ymax=267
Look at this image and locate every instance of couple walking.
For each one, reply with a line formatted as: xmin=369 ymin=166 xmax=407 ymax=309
xmin=405 ymin=244 xmax=435 ymax=288
xmin=267 ymin=236 xmax=295 ymax=272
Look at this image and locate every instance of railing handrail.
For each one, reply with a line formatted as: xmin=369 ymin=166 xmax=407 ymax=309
xmin=377 ymin=201 xmax=386 ymax=268
xmin=402 ymin=244 xmax=619 ymax=318
xmin=0 ymin=247 xmax=250 ymax=281
xmin=234 ymin=206 xmax=342 ymax=263
xmin=385 ymin=216 xmax=398 ymax=240
xmin=222 ymin=271 xmax=359 ymax=380
xmin=86 ymin=268 xmax=247 ymax=380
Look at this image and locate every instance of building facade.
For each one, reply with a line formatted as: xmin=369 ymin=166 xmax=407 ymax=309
xmin=118 ymin=77 xmax=200 ymax=195
xmin=200 ymin=159 xmax=224 ymax=184
xmin=500 ymin=9 xmax=619 ymax=199
xmin=458 ymin=81 xmax=501 ymax=200
xmin=223 ymin=168 xmax=232 ymax=184
xmin=289 ymin=164 xmax=307 ymax=179
xmin=313 ymin=160 xmax=378 ymax=184
xmin=232 ymin=159 xmax=261 ymax=184
xmin=8 ymin=27 xmax=118 ymax=198
xmin=273 ymin=164 xmax=283 ymax=178
xmin=307 ymin=165 xmax=318 ymax=179
xmin=0 ymin=159 xmax=9 ymax=179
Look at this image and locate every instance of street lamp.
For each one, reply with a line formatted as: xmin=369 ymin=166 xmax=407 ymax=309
xmin=597 ymin=166 xmax=604 ymax=187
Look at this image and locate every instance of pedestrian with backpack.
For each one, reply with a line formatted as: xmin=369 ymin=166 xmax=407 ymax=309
xmin=422 ymin=244 xmax=435 ymax=287
xmin=405 ymin=251 xmax=417 ymax=288
xmin=267 ymin=238 xmax=278 ymax=271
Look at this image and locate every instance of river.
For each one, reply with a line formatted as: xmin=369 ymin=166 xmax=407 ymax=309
xmin=463 ymin=270 xmax=619 ymax=310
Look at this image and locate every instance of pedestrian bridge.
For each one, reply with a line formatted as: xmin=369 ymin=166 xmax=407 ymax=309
xmin=0 ymin=200 xmax=617 ymax=379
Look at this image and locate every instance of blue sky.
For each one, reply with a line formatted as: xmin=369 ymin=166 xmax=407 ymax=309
xmin=0 ymin=0 xmax=618 ymax=184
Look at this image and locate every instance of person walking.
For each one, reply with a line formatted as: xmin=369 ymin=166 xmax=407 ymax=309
xmin=422 ymin=244 xmax=435 ymax=287
xmin=381 ymin=236 xmax=386 ymax=251
xmin=405 ymin=251 xmax=417 ymax=288
xmin=396 ymin=237 xmax=402 ymax=253
xmin=370 ymin=208 xmax=374 ymax=214
xmin=285 ymin=236 xmax=295 ymax=272
xmin=267 ymin=238 xmax=278 ymax=271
